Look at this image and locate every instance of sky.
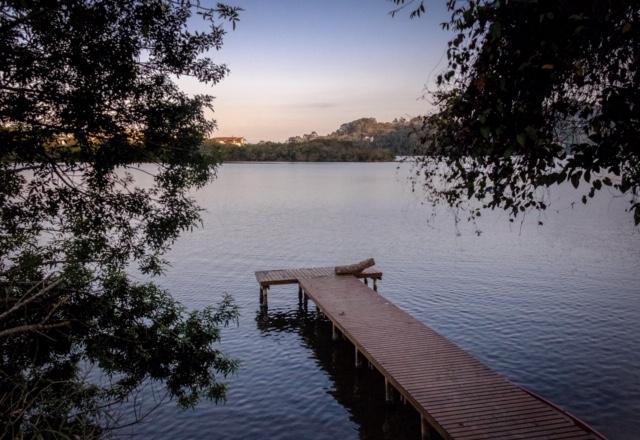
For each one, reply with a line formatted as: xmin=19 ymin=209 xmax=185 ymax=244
xmin=178 ymin=1 xmax=452 ymax=142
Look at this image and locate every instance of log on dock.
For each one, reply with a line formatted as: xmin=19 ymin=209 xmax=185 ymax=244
xmin=334 ymin=258 xmax=375 ymax=275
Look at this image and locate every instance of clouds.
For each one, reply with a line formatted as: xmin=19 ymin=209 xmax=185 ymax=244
xmin=290 ymin=102 xmax=338 ymax=109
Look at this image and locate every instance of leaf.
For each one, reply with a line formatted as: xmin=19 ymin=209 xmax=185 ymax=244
xmin=541 ymin=64 xmax=555 ymax=70
xmin=491 ymin=23 xmax=502 ymax=40
xmin=571 ymin=171 xmax=581 ymax=188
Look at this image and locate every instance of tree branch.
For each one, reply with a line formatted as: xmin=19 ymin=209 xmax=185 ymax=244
xmin=0 ymin=320 xmax=70 ymax=338
xmin=0 ymin=276 xmax=62 ymax=321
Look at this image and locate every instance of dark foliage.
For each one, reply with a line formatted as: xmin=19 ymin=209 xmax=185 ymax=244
xmin=395 ymin=0 xmax=639 ymax=224
xmin=204 ymin=139 xmax=396 ymax=162
xmin=1 ymin=0 xmax=241 ymax=437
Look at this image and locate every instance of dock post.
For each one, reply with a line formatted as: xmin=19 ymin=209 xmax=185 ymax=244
xmin=332 ymin=323 xmax=339 ymax=341
xmin=373 ymin=279 xmax=378 ymax=292
xmin=355 ymin=347 xmax=362 ymax=368
xmin=298 ymin=284 xmax=302 ymax=303
xmin=364 ymin=277 xmax=368 ymax=286
xmin=420 ymin=417 xmax=432 ymax=440
xmin=260 ymin=287 xmax=268 ymax=308
xmin=385 ymin=378 xmax=394 ymax=403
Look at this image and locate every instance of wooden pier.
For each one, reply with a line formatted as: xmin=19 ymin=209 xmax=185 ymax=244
xmin=255 ymin=265 xmax=605 ymax=440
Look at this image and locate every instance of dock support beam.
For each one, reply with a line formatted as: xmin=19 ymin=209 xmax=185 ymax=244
xmin=384 ymin=378 xmax=394 ymax=403
xmin=373 ymin=278 xmax=378 ymax=292
xmin=332 ymin=323 xmax=339 ymax=341
xmin=355 ymin=347 xmax=362 ymax=368
xmin=298 ymin=284 xmax=302 ymax=303
xmin=420 ymin=418 xmax=432 ymax=440
xmin=259 ymin=286 xmax=268 ymax=307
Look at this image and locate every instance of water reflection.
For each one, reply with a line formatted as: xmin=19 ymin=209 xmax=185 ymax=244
xmin=256 ymin=305 xmax=439 ymax=440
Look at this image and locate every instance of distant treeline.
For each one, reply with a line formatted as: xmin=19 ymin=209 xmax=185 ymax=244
xmin=202 ymin=139 xmax=396 ymax=162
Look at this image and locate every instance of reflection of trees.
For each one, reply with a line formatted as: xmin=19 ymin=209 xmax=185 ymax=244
xmin=255 ymin=307 xmax=422 ymax=440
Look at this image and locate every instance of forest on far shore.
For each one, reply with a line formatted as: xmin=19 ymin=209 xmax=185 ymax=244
xmin=202 ymin=139 xmax=396 ymax=162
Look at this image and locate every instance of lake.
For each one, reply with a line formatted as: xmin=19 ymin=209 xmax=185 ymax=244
xmin=120 ymin=162 xmax=639 ymax=439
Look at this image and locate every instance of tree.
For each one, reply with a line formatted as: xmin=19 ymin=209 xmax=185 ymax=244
xmin=393 ymin=0 xmax=639 ymax=224
xmin=1 ymin=0 xmax=241 ymax=436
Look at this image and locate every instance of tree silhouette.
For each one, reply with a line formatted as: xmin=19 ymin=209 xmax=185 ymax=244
xmin=394 ymin=0 xmax=639 ymax=224
xmin=1 ymin=1 xmax=241 ymax=436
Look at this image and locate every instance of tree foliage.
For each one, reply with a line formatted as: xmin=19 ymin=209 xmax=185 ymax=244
xmin=395 ymin=0 xmax=640 ymax=224
xmin=1 ymin=0 xmax=241 ymax=436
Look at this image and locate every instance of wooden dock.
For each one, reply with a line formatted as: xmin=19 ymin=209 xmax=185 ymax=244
xmin=255 ymin=265 xmax=605 ymax=440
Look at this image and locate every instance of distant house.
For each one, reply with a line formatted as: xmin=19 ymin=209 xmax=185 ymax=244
xmin=211 ymin=136 xmax=246 ymax=146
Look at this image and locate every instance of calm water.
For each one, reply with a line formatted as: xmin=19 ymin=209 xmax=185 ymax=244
xmin=121 ymin=163 xmax=639 ymax=439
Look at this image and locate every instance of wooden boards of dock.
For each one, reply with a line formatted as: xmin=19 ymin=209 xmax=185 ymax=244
xmin=254 ymin=265 xmax=605 ymax=440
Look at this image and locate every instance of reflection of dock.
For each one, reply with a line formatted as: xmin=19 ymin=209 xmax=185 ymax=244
xmin=255 ymin=307 xmax=421 ymax=439
xmin=255 ymin=265 xmax=605 ymax=440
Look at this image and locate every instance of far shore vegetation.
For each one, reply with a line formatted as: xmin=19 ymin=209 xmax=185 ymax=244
xmin=203 ymin=139 xmax=396 ymax=162
xmin=202 ymin=116 xmax=425 ymax=162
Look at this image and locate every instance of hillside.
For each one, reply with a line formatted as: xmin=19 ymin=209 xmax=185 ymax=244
xmin=287 ymin=117 xmax=424 ymax=154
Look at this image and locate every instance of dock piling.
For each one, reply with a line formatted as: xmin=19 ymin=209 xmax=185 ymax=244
xmin=420 ymin=418 xmax=431 ymax=440
xmin=384 ymin=378 xmax=394 ymax=403
xmin=354 ymin=347 xmax=362 ymax=368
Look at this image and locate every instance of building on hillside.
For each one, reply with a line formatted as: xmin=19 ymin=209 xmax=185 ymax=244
xmin=211 ymin=136 xmax=246 ymax=146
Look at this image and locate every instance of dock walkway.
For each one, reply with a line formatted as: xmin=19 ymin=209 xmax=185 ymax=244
xmin=255 ymin=266 xmax=604 ymax=440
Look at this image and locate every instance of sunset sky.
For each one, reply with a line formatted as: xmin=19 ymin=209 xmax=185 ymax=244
xmin=178 ymin=1 xmax=452 ymax=142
